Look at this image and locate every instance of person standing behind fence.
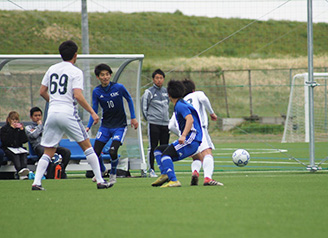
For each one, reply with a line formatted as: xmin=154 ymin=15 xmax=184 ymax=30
xmin=86 ymin=63 xmax=138 ymax=185
xmin=141 ymin=69 xmax=170 ymax=177
xmin=31 ymin=40 xmax=112 ymax=190
xmin=0 ymin=111 xmax=30 ymax=179
xmin=25 ymin=107 xmax=71 ymax=179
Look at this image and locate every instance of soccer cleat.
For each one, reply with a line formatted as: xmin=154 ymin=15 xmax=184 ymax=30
xmin=19 ymin=175 xmax=28 ymax=180
xmin=203 ymin=177 xmax=224 ymax=186
xmin=32 ymin=185 xmax=45 ymax=191
xmin=151 ymin=174 xmax=169 ymax=187
xmin=160 ymin=180 xmax=182 ymax=188
xmin=109 ymin=174 xmax=117 ymax=184
xmin=149 ymin=169 xmax=158 ymax=178
xmin=190 ymin=170 xmax=199 ymax=186
xmin=97 ymin=180 xmax=113 ymax=189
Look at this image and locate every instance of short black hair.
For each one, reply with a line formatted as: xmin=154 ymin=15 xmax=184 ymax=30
xmin=167 ymin=80 xmax=185 ymax=99
xmin=152 ymin=69 xmax=165 ymax=79
xmin=30 ymin=107 xmax=42 ymax=117
xmin=59 ymin=40 xmax=78 ymax=61
xmin=94 ymin=63 xmax=113 ymax=77
xmin=182 ymin=79 xmax=196 ymax=97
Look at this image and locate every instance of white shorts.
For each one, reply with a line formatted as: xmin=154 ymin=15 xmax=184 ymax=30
xmin=196 ymin=126 xmax=215 ymax=154
xmin=41 ymin=112 xmax=89 ymax=147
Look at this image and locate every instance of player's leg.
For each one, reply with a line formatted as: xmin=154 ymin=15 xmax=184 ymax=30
xmin=32 ymin=114 xmax=63 ymax=190
xmin=63 ymin=114 xmax=111 ymax=189
xmin=151 ymin=144 xmax=170 ymax=186
xmin=201 ymin=148 xmax=223 ymax=186
xmin=147 ymin=124 xmax=160 ymax=176
xmin=32 ymin=147 xmax=56 ymax=190
xmin=93 ymin=140 xmax=107 ymax=173
xmin=107 ymin=127 xmax=127 ymax=184
xmin=159 ymin=140 xmax=200 ymax=188
xmin=191 ymin=153 xmax=202 ymax=186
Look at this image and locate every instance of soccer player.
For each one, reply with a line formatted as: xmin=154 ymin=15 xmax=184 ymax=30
xmin=141 ymin=69 xmax=170 ymax=178
xmin=32 ymin=40 xmax=112 ymax=190
xmin=169 ymin=79 xmax=223 ymax=186
xmin=151 ymin=79 xmax=202 ymax=188
xmin=86 ymin=63 xmax=138 ymax=184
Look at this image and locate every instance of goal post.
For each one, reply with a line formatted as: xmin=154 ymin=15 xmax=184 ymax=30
xmin=282 ymin=72 xmax=328 ymax=143
xmin=0 ymin=54 xmax=147 ymax=174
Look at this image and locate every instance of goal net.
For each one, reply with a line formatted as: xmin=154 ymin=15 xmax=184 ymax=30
xmin=0 ymin=54 xmax=146 ymax=172
xmin=282 ymin=73 xmax=328 ymax=143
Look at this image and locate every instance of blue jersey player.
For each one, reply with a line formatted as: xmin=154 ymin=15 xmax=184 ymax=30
xmin=151 ymin=80 xmax=202 ymax=187
xmin=86 ymin=63 xmax=138 ymax=184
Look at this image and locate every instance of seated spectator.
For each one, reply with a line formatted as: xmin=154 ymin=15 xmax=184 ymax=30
xmin=25 ymin=107 xmax=71 ymax=179
xmin=0 ymin=111 xmax=29 ymax=179
xmin=0 ymin=139 xmax=4 ymax=167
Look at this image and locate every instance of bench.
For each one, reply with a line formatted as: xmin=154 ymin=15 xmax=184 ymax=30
xmin=0 ymin=138 xmax=112 ymax=173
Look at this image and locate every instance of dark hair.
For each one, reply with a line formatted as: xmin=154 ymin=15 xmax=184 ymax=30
xmin=30 ymin=107 xmax=42 ymax=117
xmin=167 ymin=80 xmax=185 ymax=99
xmin=94 ymin=63 xmax=113 ymax=77
xmin=59 ymin=40 xmax=78 ymax=61
xmin=152 ymin=69 xmax=165 ymax=79
xmin=6 ymin=111 xmax=19 ymax=124
xmin=182 ymin=79 xmax=195 ymax=97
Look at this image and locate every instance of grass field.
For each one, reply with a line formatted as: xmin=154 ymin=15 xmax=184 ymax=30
xmin=1 ymin=141 xmax=328 ymax=238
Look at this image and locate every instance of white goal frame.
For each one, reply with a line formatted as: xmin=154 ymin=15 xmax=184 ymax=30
xmin=0 ymin=54 xmax=147 ymax=174
xmin=282 ymin=72 xmax=328 ymax=143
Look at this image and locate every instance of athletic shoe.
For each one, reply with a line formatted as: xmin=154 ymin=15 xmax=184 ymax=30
xmin=160 ymin=180 xmax=182 ymax=188
xmin=151 ymin=174 xmax=169 ymax=187
xmin=18 ymin=168 xmax=30 ymax=177
xmin=32 ymin=185 xmax=45 ymax=191
xmin=19 ymin=175 xmax=28 ymax=180
xmin=190 ymin=170 xmax=199 ymax=186
xmin=149 ymin=169 xmax=158 ymax=178
xmin=203 ymin=177 xmax=224 ymax=186
xmin=109 ymin=174 xmax=117 ymax=184
xmin=97 ymin=180 xmax=113 ymax=189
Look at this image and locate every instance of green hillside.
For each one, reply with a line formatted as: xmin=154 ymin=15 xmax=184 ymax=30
xmin=1 ymin=10 xmax=327 ymax=60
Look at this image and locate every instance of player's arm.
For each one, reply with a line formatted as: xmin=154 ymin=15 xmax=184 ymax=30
xmin=123 ymin=86 xmax=138 ymax=129
xmin=86 ymin=90 xmax=99 ymax=132
xmin=141 ymin=90 xmax=150 ymax=121
xmin=40 ymin=85 xmax=49 ymax=102
xmin=179 ymin=114 xmax=193 ymax=144
xmin=74 ymin=88 xmax=99 ymax=125
xmin=168 ymin=114 xmax=180 ymax=136
xmin=199 ymin=92 xmax=217 ymax=121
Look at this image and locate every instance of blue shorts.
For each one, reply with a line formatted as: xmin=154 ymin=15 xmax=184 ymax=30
xmin=96 ymin=126 xmax=127 ymax=144
xmin=171 ymin=139 xmax=200 ymax=162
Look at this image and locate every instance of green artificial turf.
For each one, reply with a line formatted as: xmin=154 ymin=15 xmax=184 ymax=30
xmin=1 ymin=172 xmax=328 ymax=238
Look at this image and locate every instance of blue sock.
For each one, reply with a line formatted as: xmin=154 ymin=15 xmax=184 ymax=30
xmin=154 ymin=150 xmax=164 ymax=174
xmin=110 ymin=158 xmax=119 ymax=175
xmin=99 ymin=156 xmax=106 ymax=173
xmin=161 ymin=156 xmax=177 ymax=181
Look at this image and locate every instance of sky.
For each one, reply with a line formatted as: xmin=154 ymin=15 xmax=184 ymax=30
xmin=1 ymin=0 xmax=328 ymax=23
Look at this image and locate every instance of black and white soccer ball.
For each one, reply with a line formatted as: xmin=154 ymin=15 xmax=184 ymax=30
xmin=232 ymin=149 xmax=250 ymax=167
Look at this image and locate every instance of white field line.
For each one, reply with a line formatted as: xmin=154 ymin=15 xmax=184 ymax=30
xmin=177 ymin=159 xmax=306 ymax=165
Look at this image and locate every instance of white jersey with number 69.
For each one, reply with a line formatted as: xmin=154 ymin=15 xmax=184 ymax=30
xmin=41 ymin=61 xmax=84 ymax=115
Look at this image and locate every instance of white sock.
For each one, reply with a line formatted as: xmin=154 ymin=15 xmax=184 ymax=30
xmin=84 ymin=147 xmax=104 ymax=183
xmin=191 ymin=160 xmax=202 ymax=174
xmin=32 ymin=154 xmax=51 ymax=186
xmin=203 ymin=154 xmax=214 ymax=179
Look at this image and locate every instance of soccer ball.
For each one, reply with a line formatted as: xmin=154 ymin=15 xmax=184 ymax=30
xmin=232 ymin=149 xmax=250 ymax=167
